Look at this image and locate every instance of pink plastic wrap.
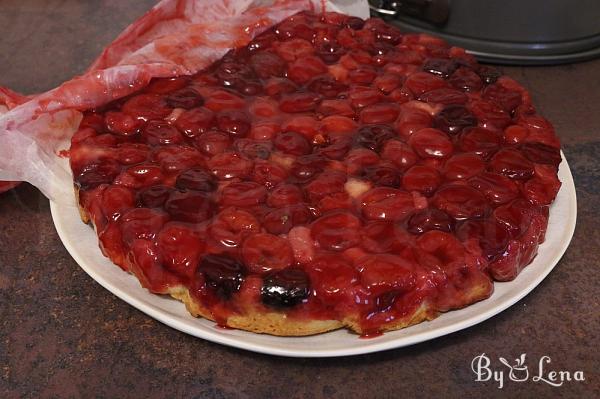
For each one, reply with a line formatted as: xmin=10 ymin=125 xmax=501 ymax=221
xmin=0 ymin=0 xmax=368 ymax=200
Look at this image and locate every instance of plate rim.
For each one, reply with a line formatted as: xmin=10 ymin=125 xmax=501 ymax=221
xmin=50 ymin=152 xmax=577 ymax=357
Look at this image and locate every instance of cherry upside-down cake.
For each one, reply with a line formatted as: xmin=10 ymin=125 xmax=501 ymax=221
xmin=70 ymin=11 xmax=562 ymax=336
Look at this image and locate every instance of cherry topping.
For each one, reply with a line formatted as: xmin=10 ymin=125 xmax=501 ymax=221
xmin=469 ymin=172 xmax=519 ymax=205
xmin=404 ymin=72 xmax=447 ymax=96
xmin=198 ymin=254 xmax=246 ymax=299
xmin=359 ymin=103 xmax=400 ymax=124
xmin=477 ymin=65 xmax=501 ymax=84
xmin=233 ymin=139 xmax=273 ymax=160
xmin=157 ymin=223 xmax=204 ymax=278
xmin=122 ymin=94 xmax=170 ymax=121
xmin=459 ymin=127 xmax=503 ymax=158
xmin=216 ymin=110 xmax=250 ymax=137
xmin=419 ymin=88 xmax=468 ymax=105
xmin=137 ymin=185 xmax=173 ymax=208
xmin=456 ymin=218 xmax=510 ymax=261
xmin=120 ymin=208 xmax=169 ymax=244
xmin=220 ymin=181 xmax=267 ymax=207
xmin=345 ymin=16 xmax=365 ymax=30
xmin=100 ymin=185 xmax=135 ymax=220
xmin=165 ymin=88 xmax=204 ymax=109
xmin=252 ymin=159 xmax=288 ymax=188
xmin=287 ymin=55 xmax=327 ymax=84
xmin=483 ymin=83 xmax=522 ymax=113
xmin=195 ymin=131 xmax=231 ymax=156
xmin=490 ymin=148 xmax=535 ymax=180
xmin=432 ymin=184 xmax=487 ymax=220
xmin=357 ymin=254 xmax=415 ymax=297
xmin=408 ymin=128 xmax=454 ymax=158
xmin=422 ymin=58 xmax=458 ymax=79
xmin=174 ymin=107 xmax=215 ymax=137
xmin=402 ymin=165 xmax=441 ymax=195
xmin=360 ymin=187 xmax=414 ymax=221
xmin=308 ymin=77 xmax=349 ymax=99
xmin=360 ymin=221 xmax=411 ymax=253
xmin=175 ymin=167 xmax=217 ymax=192
xmin=207 ymin=152 xmax=253 ymax=180
xmin=362 ymin=164 xmax=400 ymax=187
xmin=434 ymin=105 xmax=476 ymax=135
xmin=308 ymin=255 xmax=358 ymax=302
xmin=75 ymin=159 xmax=121 ymax=190
xmin=290 ymin=154 xmax=328 ymax=182
xmin=164 ymin=190 xmax=213 ymax=223
xmin=242 ymin=233 xmax=294 ymax=274
xmin=263 ymin=204 xmax=313 ymax=234
xmin=355 ymin=124 xmax=395 ymax=152
xmin=141 ymin=121 xmax=183 ymax=146
xmin=250 ymin=51 xmax=286 ymax=79
xmin=316 ymin=41 xmax=346 ymax=63
xmin=267 ymin=183 xmax=304 ymax=208
xmin=407 ymin=208 xmax=454 ymax=234
xmin=443 ymin=153 xmax=485 ymax=180
xmin=449 ymin=67 xmax=482 ymax=92
xmin=311 ymin=210 xmax=361 ymax=251
xmin=280 ymin=92 xmax=322 ymax=113
xmin=519 ymin=142 xmax=561 ymax=167
xmin=209 ymin=208 xmax=260 ymax=248
xmin=261 ymin=268 xmax=310 ymax=308
xmin=105 ymin=111 xmax=142 ymax=136
xmin=317 ymin=134 xmax=353 ymax=160
xmin=381 ymin=140 xmax=417 ymax=171
xmin=273 ymin=131 xmax=311 ymax=155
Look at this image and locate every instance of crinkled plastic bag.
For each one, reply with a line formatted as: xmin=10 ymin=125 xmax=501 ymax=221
xmin=0 ymin=0 xmax=368 ymax=201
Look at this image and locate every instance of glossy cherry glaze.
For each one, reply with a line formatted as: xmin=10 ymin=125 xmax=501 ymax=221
xmin=71 ymin=11 xmax=561 ymax=335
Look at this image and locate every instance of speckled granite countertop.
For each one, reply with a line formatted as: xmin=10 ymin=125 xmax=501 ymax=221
xmin=0 ymin=1 xmax=598 ymax=398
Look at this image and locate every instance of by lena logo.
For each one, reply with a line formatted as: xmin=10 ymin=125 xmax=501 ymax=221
xmin=471 ymin=353 xmax=585 ymax=389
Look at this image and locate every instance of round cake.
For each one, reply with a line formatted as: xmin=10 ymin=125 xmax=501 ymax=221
xmin=69 ymin=11 xmax=562 ymax=336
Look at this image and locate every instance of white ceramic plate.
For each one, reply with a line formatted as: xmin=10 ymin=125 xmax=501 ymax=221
xmin=50 ymin=153 xmax=577 ymax=357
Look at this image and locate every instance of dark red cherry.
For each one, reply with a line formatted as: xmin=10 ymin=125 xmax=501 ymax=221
xmin=345 ymin=16 xmax=365 ymax=30
xmin=456 ymin=218 xmax=510 ymax=261
xmin=434 ymin=105 xmax=476 ymax=135
xmin=519 ymin=142 xmax=561 ymax=167
xmin=356 ymin=125 xmax=395 ymax=152
xmin=75 ymin=160 xmax=121 ymax=190
xmin=490 ymin=149 xmax=535 ymax=180
xmin=477 ymin=65 xmax=501 ymax=84
xmin=175 ymin=167 xmax=217 ymax=192
xmin=164 ymin=190 xmax=214 ymax=223
xmin=449 ymin=67 xmax=483 ymax=92
xmin=198 ymin=254 xmax=246 ymax=299
xmin=422 ymin=58 xmax=458 ymax=79
xmin=233 ymin=139 xmax=273 ymax=159
xmin=165 ymin=88 xmax=204 ymax=109
xmin=261 ymin=268 xmax=310 ymax=308
xmin=137 ymin=185 xmax=173 ymax=208
xmin=291 ymin=155 xmax=328 ymax=182
xmin=362 ymin=165 xmax=400 ymax=187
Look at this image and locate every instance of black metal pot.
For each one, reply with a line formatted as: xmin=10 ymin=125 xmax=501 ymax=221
xmin=369 ymin=0 xmax=600 ymax=64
